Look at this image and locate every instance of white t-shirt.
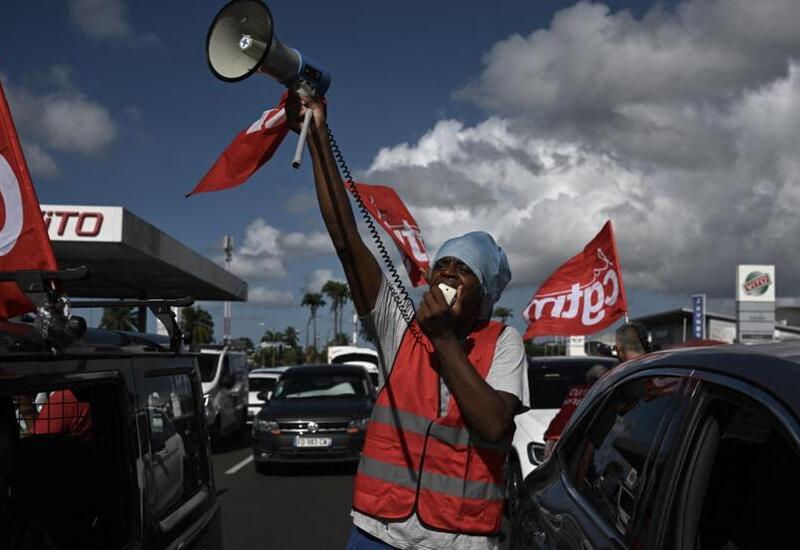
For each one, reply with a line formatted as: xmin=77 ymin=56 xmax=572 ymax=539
xmin=352 ymin=278 xmax=528 ymax=550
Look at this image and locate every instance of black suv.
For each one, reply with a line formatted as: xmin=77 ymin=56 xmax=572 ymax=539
xmin=511 ymin=342 xmax=800 ymax=549
xmin=0 ymin=325 xmax=223 ymax=549
xmin=252 ymin=364 xmax=375 ymax=470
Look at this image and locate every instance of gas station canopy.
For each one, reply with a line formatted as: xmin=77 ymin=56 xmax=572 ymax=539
xmin=42 ymin=204 xmax=247 ymax=302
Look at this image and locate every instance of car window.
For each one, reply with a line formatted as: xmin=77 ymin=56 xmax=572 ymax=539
xmin=249 ymin=377 xmax=277 ymax=393
xmin=674 ymin=384 xmax=800 ymax=549
xmin=563 ymin=376 xmax=683 ymax=538
xmin=272 ymin=373 xmax=369 ymax=399
xmin=528 ymin=359 xmax=617 ymax=409
xmin=197 ymin=354 xmax=220 ymax=382
xmin=142 ymin=374 xmax=208 ymax=518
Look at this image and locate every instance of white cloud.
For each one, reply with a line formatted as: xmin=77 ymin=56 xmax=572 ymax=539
xmin=68 ymin=0 xmax=160 ymax=46
xmin=365 ymin=0 xmax=800 ymax=298
xmin=248 ymin=287 xmax=295 ymax=307
xmin=2 ymin=67 xmax=117 ymax=178
xmin=225 ymin=218 xmax=335 ymax=281
xmin=21 ymin=142 xmax=59 ymax=179
xmin=304 ymin=269 xmax=343 ymax=294
xmin=69 ymin=0 xmax=132 ymax=40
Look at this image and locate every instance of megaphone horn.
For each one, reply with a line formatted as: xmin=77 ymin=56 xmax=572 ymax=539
xmin=206 ymin=0 xmax=331 ymax=168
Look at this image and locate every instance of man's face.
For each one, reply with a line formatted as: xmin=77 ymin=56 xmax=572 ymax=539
xmin=428 ymin=256 xmax=483 ymax=319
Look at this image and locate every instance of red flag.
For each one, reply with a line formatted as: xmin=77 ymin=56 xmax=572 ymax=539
xmin=186 ymin=92 xmax=289 ymax=197
xmin=353 ymin=183 xmax=430 ymax=287
xmin=523 ymin=221 xmax=627 ymax=338
xmin=0 ymin=82 xmax=58 ymax=318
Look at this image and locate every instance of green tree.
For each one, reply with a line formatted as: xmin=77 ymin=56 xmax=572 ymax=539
xmin=301 ymin=292 xmax=326 ymax=353
xmin=99 ymin=306 xmax=137 ymax=331
xmin=358 ymin=318 xmax=379 ymax=347
xmin=180 ymin=306 xmax=214 ymax=347
xmin=283 ymin=326 xmax=300 ymax=348
xmin=492 ymin=306 xmax=514 ymax=324
xmin=322 ymin=280 xmax=351 ymax=336
xmin=261 ymin=329 xmax=286 ymax=344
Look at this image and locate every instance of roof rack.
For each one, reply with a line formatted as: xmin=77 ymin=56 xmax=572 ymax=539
xmin=70 ymin=296 xmax=194 ymax=353
xmin=0 ymin=267 xmax=193 ymax=353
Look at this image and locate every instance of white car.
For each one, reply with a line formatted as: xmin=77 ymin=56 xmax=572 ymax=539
xmin=506 ymin=355 xmax=619 ymax=518
xmin=247 ymin=367 xmax=290 ymax=423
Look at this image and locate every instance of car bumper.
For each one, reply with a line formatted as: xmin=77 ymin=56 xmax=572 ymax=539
xmin=251 ymin=430 xmax=365 ymax=463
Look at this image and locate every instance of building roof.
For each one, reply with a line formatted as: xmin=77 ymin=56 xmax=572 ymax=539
xmin=632 ymin=307 xmax=800 ymax=335
xmin=42 ymin=204 xmax=247 ymax=301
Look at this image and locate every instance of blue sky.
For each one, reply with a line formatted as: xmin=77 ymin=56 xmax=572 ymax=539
xmin=2 ymin=0 xmax=799 ymax=345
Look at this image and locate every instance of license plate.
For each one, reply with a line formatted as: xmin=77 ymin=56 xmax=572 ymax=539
xmin=294 ymin=436 xmax=332 ymax=448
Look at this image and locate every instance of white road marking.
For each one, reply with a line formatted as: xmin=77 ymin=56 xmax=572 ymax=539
xmin=225 ymin=454 xmax=254 ymax=475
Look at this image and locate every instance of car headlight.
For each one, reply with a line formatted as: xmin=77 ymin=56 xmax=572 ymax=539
xmin=254 ymin=419 xmax=280 ymax=434
xmin=527 ymin=442 xmax=546 ymax=465
xmin=203 ymin=394 xmax=210 ymax=407
xmin=347 ymin=418 xmax=370 ymax=434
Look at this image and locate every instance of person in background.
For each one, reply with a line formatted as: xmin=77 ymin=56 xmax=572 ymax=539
xmin=615 ymin=321 xmax=652 ymax=362
xmin=543 ymin=364 xmax=609 ymax=460
xmin=17 ymin=389 xmax=92 ymax=440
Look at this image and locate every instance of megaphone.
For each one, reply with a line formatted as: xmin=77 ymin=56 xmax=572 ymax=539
xmin=206 ymin=0 xmax=331 ymax=168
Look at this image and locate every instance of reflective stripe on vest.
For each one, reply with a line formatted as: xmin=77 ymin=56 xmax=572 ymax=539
xmin=371 ymin=404 xmax=511 ymax=452
xmin=359 ymin=455 xmax=504 ymax=501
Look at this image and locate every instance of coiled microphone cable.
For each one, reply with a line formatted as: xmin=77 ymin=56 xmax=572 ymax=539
xmin=326 ymin=124 xmax=424 ymax=344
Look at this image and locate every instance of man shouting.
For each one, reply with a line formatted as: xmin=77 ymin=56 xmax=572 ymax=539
xmin=287 ymin=93 xmax=526 ymax=550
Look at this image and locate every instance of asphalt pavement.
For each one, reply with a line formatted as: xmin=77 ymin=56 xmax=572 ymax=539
xmin=211 ymin=432 xmax=510 ymax=550
xmin=211 ymin=431 xmax=358 ymax=549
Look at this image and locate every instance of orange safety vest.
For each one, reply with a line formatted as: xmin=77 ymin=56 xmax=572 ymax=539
xmin=352 ymin=320 xmax=511 ymax=535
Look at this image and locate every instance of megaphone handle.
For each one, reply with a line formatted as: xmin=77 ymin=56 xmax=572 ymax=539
xmin=291 ymin=109 xmax=313 ymax=169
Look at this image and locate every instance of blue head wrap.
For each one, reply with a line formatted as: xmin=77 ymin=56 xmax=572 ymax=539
xmin=432 ymin=231 xmax=512 ymax=320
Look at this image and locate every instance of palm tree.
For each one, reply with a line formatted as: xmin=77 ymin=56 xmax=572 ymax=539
xmin=283 ymin=326 xmax=300 ymax=348
xmin=322 ymin=280 xmax=351 ymax=336
xmin=493 ymin=306 xmax=514 ymax=324
xmin=301 ymin=292 xmax=326 ymax=353
xmin=261 ymin=329 xmax=286 ymax=344
xmin=180 ymin=306 xmax=214 ymax=347
xmin=99 ymin=306 xmax=137 ymax=331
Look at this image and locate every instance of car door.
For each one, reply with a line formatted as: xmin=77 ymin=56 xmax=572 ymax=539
xmin=664 ymin=373 xmax=800 ymax=549
xmin=133 ymin=357 xmax=222 ymax=549
xmin=513 ymin=372 xmax=695 ymax=549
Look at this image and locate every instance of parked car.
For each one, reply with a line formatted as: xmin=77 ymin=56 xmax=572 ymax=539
xmin=198 ymin=346 xmax=248 ymax=446
xmin=247 ymin=366 xmax=290 ymax=424
xmin=327 ymin=345 xmax=383 ymax=388
xmin=506 ymin=355 xmax=619 ymax=518
xmin=0 ymin=326 xmax=222 ymax=549
xmin=252 ymin=364 xmax=375 ymax=471
xmin=510 ymin=341 xmax=800 ymax=549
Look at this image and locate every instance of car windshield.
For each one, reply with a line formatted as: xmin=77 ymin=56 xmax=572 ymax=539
xmin=272 ymin=373 xmax=368 ymax=399
xmin=249 ymin=377 xmax=277 ymax=393
xmin=197 ymin=354 xmax=220 ymax=383
xmin=529 ymin=360 xmax=616 ymax=409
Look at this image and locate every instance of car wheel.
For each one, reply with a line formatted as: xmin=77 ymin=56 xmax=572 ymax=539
xmin=505 ymin=452 xmax=524 ymax=521
xmin=254 ymin=461 xmax=269 ymax=475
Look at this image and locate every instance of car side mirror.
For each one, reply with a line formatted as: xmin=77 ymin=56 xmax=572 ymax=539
xmin=257 ymin=391 xmax=270 ymax=402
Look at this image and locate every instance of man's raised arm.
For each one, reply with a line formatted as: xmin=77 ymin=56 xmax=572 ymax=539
xmin=286 ymin=93 xmax=382 ymax=316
